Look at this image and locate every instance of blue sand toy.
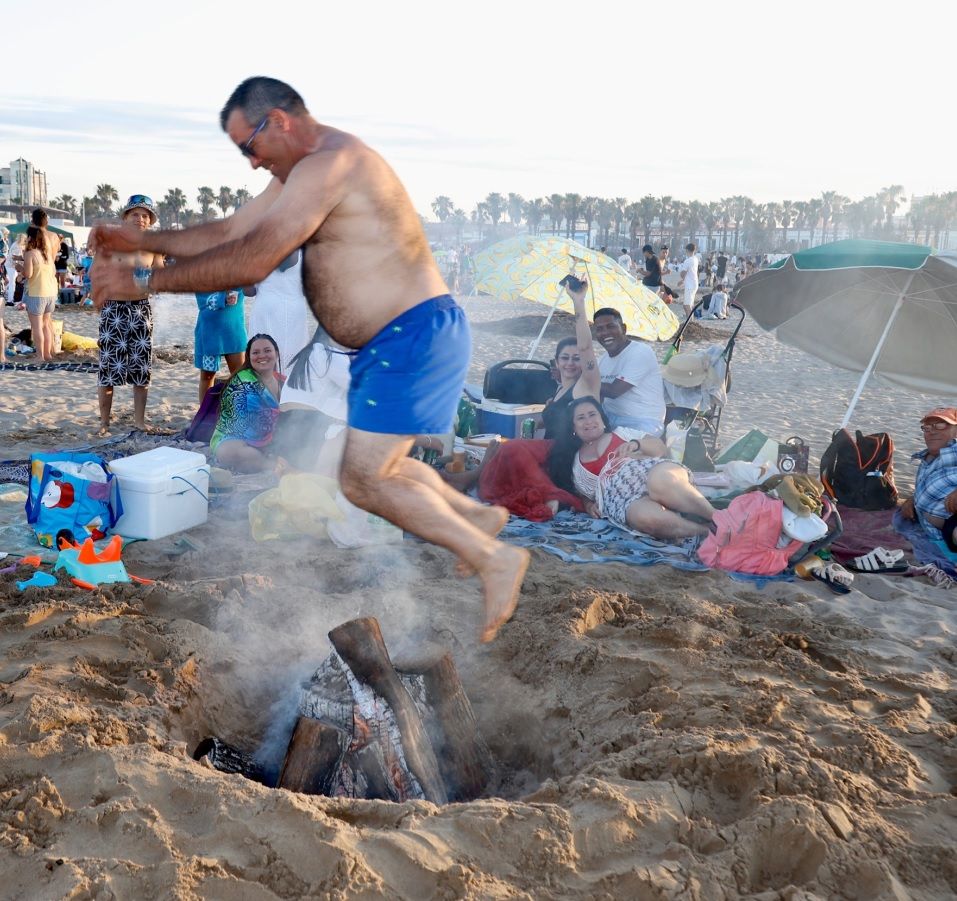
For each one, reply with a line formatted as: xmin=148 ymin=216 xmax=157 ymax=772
xmin=16 ymin=571 xmax=58 ymax=591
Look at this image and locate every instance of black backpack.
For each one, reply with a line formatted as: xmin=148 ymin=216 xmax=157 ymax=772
xmin=820 ymin=428 xmax=898 ymax=510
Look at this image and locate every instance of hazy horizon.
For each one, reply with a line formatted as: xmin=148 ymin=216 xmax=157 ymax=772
xmin=1 ymin=0 xmax=951 ymax=219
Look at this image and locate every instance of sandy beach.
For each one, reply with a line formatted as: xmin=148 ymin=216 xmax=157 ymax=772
xmin=0 ymin=294 xmax=955 ymax=899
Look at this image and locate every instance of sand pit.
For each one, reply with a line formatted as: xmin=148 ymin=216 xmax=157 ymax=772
xmin=0 ymin=297 xmax=955 ymax=898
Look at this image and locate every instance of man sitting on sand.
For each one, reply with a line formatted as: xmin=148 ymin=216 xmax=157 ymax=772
xmin=901 ymin=406 xmax=957 ymax=554
xmin=595 ymin=307 xmax=666 ymax=436
xmin=89 ymin=76 xmax=527 ymax=643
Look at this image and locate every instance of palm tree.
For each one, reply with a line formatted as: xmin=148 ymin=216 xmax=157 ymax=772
xmin=450 ymin=208 xmax=468 ymax=243
xmin=637 ymin=195 xmax=659 ymax=247
xmin=580 ymin=196 xmax=598 ymax=247
xmin=780 ymin=200 xmax=798 ymax=249
xmin=686 ymin=200 xmax=707 ymax=247
xmin=217 ymin=186 xmax=235 ymax=219
xmin=233 ymin=188 xmax=252 ymax=211
xmin=431 ymin=195 xmax=454 ymax=223
xmin=81 ymin=196 xmax=97 ymax=224
xmin=622 ymin=202 xmax=639 ymax=253
xmin=507 ymin=192 xmax=525 ymax=228
xmin=471 ymin=202 xmax=490 ymax=240
xmin=563 ymin=193 xmax=582 ymax=239
xmin=95 ymin=183 xmax=119 ymax=217
xmin=657 ymin=196 xmax=674 ymax=246
xmin=52 ymin=194 xmax=78 ymax=218
xmin=197 ymin=186 xmax=216 ymax=221
xmin=523 ymin=198 xmax=546 ymax=235
xmin=484 ymin=193 xmax=506 ymax=231
xmin=803 ymin=198 xmax=824 ymax=246
xmin=595 ymin=199 xmax=615 ymax=247
xmin=163 ymin=188 xmax=187 ymax=227
xmin=877 ymin=185 xmax=906 ymax=236
xmin=609 ymin=197 xmax=626 ymax=245
xmin=762 ymin=202 xmax=782 ymax=249
xmin=155 ymin=200 xmax=171 ymax=229
xmin=703 ymin=201 xmax=721 ymax=252
xmin=717 ymin=197 xmax=734 ymax=248
xmin=546 ymin=193 xmax=565 ymax=235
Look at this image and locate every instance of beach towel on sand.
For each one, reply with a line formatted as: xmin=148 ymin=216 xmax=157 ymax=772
xmin=893 ymin=510 xmax=957 ymax=577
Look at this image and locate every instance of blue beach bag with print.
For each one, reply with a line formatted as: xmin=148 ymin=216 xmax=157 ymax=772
xmin=25 ymin=452 xmax=123 ymax=548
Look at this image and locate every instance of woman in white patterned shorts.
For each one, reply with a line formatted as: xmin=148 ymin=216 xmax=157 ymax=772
xmin=548 ymin=396 xmax=715 ymax=540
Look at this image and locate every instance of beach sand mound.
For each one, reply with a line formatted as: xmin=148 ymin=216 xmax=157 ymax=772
xmin=0 ymin=499 xmax=955 ymax=899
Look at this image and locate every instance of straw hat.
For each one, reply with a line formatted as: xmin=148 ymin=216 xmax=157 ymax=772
xmin=662 ymin=352 xmax=708 ymax=388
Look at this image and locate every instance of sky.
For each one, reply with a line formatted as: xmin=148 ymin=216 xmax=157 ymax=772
xmin=1 ymin=0 xmax=952 ymax=220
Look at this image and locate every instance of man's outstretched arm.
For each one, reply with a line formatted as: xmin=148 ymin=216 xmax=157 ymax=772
xmin=91 ymin=179 xmax=281 ymax=259
xmin=92 ymin=153 xmax=350 ymax=303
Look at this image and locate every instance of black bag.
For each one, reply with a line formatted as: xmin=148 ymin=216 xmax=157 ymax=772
xmin=820 ymin=428 xmax=898 ymax=510
xmin=483 ymin=360 xmax=555 ymax=405
xmin=777 ymin=436 xmax=810 ymax=474
xmin=683 ymin=427 xmax=715 ymax=472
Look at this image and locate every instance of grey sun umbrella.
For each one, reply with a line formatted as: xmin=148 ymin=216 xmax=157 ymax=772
xmin=733 ymin=239 xmax=957 ymax=426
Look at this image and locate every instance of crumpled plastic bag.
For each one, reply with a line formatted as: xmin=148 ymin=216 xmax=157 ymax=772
xmin=248 ymin=473 xmax=342 ymax=542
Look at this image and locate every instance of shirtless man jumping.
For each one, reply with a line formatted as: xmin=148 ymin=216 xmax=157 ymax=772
xmin=90 ymin=76 xmax=527 ymax=642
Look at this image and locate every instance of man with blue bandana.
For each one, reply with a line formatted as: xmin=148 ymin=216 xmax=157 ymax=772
xmin=89 ymin=77 xmax=527 ymax=642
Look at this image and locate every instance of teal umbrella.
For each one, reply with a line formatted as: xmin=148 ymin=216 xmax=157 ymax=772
xmin=734 ymin=240 xmax=957 ymax=426
xmin=2 ymin=221 xmax=74 ymax=241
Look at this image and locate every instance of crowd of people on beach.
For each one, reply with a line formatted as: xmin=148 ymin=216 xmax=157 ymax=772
xmin=3 ymin=75 xmax=955 ymax=614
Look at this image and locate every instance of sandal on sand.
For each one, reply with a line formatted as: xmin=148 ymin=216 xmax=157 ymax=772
xmin=906 ymin=564 xmax=956 ymax=589
xmin=811 ymin=563 xmax=854 ymax=595
xmin=848 ymin=547 xmax=908 ymax=574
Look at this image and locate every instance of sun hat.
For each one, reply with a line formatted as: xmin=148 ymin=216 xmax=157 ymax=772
xmin=781 ymin=507 xmax=828 ymax=543
xmin=662 ymin=352 xmax=708 ymax=388
xmin=120 ymin=194 xmax=157 ymax=225
xmin=920 ymin=406 xmax=957 ymax=425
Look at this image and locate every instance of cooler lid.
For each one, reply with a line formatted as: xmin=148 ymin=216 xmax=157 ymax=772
xmin=109 ymin=446 xmax=209 ymax=481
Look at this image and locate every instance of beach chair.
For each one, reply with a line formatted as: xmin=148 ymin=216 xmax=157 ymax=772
xmin=662 ymin=300 xmax=745 ymax=454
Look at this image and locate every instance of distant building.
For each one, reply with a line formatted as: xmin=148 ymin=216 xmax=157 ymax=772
xmin=0 ymin=157 xmax=48 ymax=207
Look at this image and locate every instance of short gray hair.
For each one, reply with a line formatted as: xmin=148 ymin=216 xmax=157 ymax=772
xmin=220 ymin=77 xmax=308 ymax=130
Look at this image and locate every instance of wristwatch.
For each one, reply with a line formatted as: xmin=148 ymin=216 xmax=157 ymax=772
xmin=132 ymin=266 xmax=153 ymax=295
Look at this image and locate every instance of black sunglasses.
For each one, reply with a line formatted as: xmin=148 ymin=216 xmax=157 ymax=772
xmin=239 ymin=115 xmax=270 ymax=158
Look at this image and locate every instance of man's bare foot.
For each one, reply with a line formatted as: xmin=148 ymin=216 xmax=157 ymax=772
xmin=97 ymin=425 xmax=111 ymax=438
xmin=478 ymin=544 xmax=529 ymax=643
xmin=469 ymin=504 xmax=508 ymax=539
xmin=455 ymin=505 xmax=509 ymax=576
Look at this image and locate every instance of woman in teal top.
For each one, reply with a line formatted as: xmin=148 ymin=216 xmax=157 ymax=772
xmin=210 ymin=334 xmax=285 ymax=472
xmin=195 ymin=288 xmax=248 ymax=403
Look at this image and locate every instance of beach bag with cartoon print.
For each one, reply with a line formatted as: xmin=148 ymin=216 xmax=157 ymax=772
xmin=25 ymin=452 xmax=123 ymax=548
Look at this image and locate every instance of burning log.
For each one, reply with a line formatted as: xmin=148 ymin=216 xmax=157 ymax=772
xmin=278 ymin=717 xmax=350 ymax=795
xmin=329 ymin=617 xmax=449 ymax=805
xmin=415 ymin=653 xmax=492 ymax=802
xmin=192 ymin=737 xmax=269 ymax=784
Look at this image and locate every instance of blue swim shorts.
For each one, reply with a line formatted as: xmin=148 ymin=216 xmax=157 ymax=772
xmin=348 ymin=294 xmax=470 ymax=435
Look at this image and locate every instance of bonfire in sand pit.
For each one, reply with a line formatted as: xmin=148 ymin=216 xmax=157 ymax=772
xmin=197 ymin=617 xmax=492 ymax=804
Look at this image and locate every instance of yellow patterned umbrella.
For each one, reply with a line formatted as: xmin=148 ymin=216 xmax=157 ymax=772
xmin=473 ymin=236 xmax=679 ymax=353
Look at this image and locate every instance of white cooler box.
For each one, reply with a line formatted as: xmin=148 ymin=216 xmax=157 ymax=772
xmin=109 ymin=447 xmax=210 ymax=540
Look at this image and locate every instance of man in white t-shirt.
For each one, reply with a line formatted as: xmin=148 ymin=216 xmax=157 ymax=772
xmin=594 ymin=307 xmax=666 ymax=435
xmin=677 ymin=242 xmax=699 ymax=316
xmin=617 ymin=247 xmax=634 ymax=273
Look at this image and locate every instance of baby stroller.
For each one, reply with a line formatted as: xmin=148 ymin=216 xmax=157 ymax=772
xmin=661 ymin=299 xmax=746 ymax=454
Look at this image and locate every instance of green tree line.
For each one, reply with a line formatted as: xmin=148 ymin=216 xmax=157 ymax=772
xmin=51 ymin=185 xmax=254 ymax=228
xmin=430 ymin=187 xmax=957 ymax=251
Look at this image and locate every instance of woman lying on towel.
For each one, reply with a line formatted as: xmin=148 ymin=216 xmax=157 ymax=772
xmin=548 ymin=396 xmax=715 ymax=540
xmin=441 ymin=280 xmax=602 ymax=521
xmin=209 ymin=334 xmax=285 ymax=473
